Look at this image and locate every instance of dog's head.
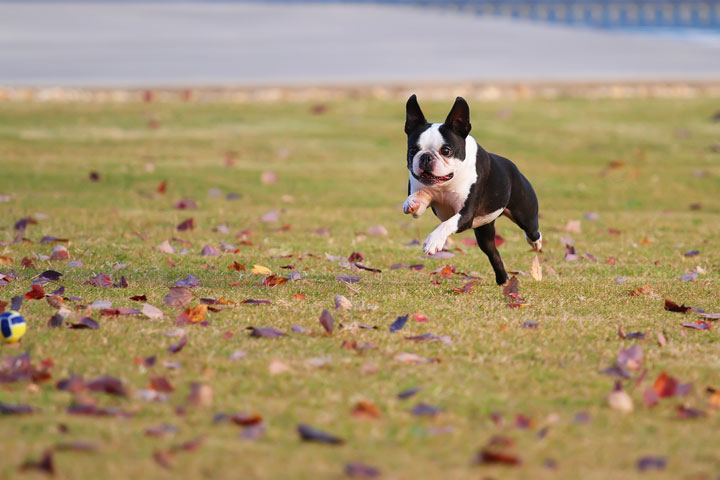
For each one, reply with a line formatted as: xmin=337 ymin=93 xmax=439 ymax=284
xmin=404 ymin=95 xmax=472 ymax=186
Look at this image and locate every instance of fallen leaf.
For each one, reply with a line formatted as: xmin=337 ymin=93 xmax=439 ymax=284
xmin=251 ymin=265 xmax=272 ymax=275
xmin=19 ymin=450 xmax=55 ymax=475
xmin=653 ymin=372 xmax=678 ymax=398
xmin=344 ymin=462 xmax=381 ymax=478
xmin=411 ymin=403 xmax=441 ymax=416
xmin=228 ymin=261 xmax=246 ymax=272
xmin=50 ymin=245 xmax=70 ymax=260
xmin=150 ymin=376 xmax=174 ymax=393
xmin=397 ymin=387 xmax=420 ymax=399
xmin=664 ymin=299 xmax=691 ymax=313
xmin=297 ymin=424 xmax=344 ymax=445
xmin=0 ymin=401 xmax=35 ymax=415
xmin=184 ymin=304 xmax=207 ymax=323
xmin=351 ymin=400 xmax=381 ymax=419
xmin=69 ymin=317 xmax=99 ymax=329
xmin=176 ymin=218 xmax=194 ymax=232
xmin=389 ymin=314 xmax=408 ymax=333
xmin=319 ymin=309 xmax=334 ymax=334
xmin=24 ymin=284 xmax=46 ymax=300
xmin=167 ymin=336 xmax=188 ymax=354
xmin=141 ymin=303 xmax=164 ymax=320
xmin=454 ymin=280 xmax=479 ymax=293
xmin=248 ymin=327 xmax=285 ymax=338
xmin=530 ymin=255 xmax=542 ymax=281
xmin=474 ymin=449 xmax=521 ymax=466
xmin=336 ymin=275 xmax=360 ymax=284
xmin=636 ymin=456 xmax=666 ymax=472
xmin=629 ymin=284 xmax=653 ymax=296
xmin=262 ymin=275 xmax=288 ymax=287
xmin=163 ymin=287 xmax=193 ymax=308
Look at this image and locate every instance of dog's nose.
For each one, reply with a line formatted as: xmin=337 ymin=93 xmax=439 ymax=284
xmin=418 ymin=153 xmax=433 ymax=172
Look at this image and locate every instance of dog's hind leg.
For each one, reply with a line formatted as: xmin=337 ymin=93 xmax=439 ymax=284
xmin=474 ymin=221 xmax=509 ymax=286
xmin=503 ymin=175 xmax=542 ymax=252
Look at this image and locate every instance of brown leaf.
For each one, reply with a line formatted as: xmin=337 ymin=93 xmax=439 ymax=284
xmin=153 ymin=450 xmax=174 ymax=469
xmin=319 ymin=309 xmax=334 ymax=334
xmin=150 ymin=376 xmax=174 ymax=393
xmin=0 ymin=255 xmax=12 ymax=265
xmin=474 ymin=449 xmax=521 ymax=466
xmin=228 ymin=261 xmax=246 ymax=272
xmin=664 ymin=299 xmax=691 ymax=313
xmin=163 ymin=287 xmax=193 ymax=308
xmin=628 ymin=284 xmax=653 ymax=296
xmin=177 ymin=218 xmax=194 ymax=231
xmin=454 ymin=280 xmax=479 ymax=293
xmin=19 ymin=450 xmax=55 ymax=475
xmin=431 ymin=265 xmax=455 ymax=278
xmin=351 ymin=400 xmax=381 ymax=419
xmin=262 ymin=275 xmax=288 ymax=287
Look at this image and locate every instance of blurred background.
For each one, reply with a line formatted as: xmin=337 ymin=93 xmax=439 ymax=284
xmin=1 ymin=0 xmax=719 ymax=88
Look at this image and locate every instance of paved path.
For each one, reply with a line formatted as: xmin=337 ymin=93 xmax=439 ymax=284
xmin=1 ymin=2 xmax=719 ymax=86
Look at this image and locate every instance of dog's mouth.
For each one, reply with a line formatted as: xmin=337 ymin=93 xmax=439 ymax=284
xmin=412 ymin=170 xmax=454 ymax=185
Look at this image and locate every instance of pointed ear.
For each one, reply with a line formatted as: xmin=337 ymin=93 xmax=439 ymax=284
xmin=405 ymin=94 xmax=427 ymax=135
xmin=443 ymin=97 xmax=471 ymax=138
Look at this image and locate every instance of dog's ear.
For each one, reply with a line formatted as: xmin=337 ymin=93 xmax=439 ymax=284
xmin=443 ymin=97 xmax=471 ymax=138
xmin=405 ymin=94 xmax=427 ymax=135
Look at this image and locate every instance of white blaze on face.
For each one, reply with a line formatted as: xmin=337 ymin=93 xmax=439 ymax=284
xmin=413 ymin=124 xmax=455 ymax=177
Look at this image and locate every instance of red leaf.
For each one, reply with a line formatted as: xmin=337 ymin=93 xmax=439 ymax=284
xmin=653 ymin=372 xmax=678 ymax=398
xmin=494 ymin=235 xmax=505 ymax=247
xmin=228 ymin=262 xmax=246 ymax=272
xmin=150 ymin=376 xmax=174 ymax=393
xmin=24 ymin=284 xmax=46 ymax=299
xmin=177 ymin=218 xmax=194 ymax=231
xmin=130 ymin=294 xmax=148 ymax=302
xmin=157 ymin=180 xmax=167 ymax=194
xmin=664 ymin=299 xmax=691 ymax=313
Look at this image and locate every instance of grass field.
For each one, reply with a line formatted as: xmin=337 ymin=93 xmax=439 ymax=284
xmin=0 ymin=96 xmax=719 ymax=480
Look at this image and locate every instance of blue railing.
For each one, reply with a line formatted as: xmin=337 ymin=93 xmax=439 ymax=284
xmin=354 ymin=0 xmax=720 ymax=29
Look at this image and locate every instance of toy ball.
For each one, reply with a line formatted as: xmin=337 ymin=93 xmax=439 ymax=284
xmin=0 ymin=310 xmax=26 ymax=343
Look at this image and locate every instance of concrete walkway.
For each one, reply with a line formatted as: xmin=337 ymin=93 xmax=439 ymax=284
xmin=1 ymin=2 xmax=719 ymax=87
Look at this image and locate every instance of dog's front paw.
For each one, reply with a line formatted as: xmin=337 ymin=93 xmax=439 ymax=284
xmin=423 ymin=231 xmax=447 ymax=255
xmin=403 ymin=196 xmax=421 ymax=215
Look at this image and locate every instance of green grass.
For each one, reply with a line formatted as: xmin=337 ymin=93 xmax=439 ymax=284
xmin=0 ymin=96 xmax=719 ymax=480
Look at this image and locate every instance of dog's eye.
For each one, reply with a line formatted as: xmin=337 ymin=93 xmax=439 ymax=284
xmin=408 ymin=147 xmax=419 ymax=156
xmin=440 ymin=145 xmax=453 ymax=157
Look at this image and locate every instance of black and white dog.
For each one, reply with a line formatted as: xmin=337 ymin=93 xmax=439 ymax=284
xmin=403 ymin=95 xmax=542 ymax=286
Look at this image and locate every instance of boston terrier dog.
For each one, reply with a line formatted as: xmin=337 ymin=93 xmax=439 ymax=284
xmin=403 ymin=95 xmax=542 ymax=286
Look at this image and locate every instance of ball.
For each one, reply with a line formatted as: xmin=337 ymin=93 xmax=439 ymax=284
xmin=0 ymin=310 xmax=26 ymax=343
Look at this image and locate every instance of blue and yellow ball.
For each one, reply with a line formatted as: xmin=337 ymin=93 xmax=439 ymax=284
xmin=0 ymin=310 xmax=26 ymax=343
